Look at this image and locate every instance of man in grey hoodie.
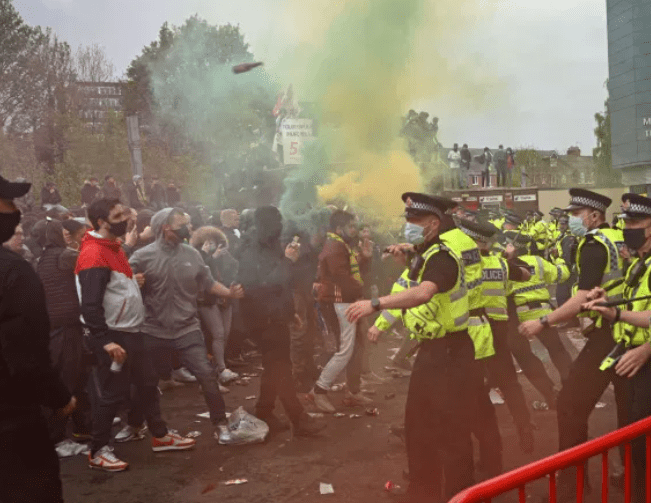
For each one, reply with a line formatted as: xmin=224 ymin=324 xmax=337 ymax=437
xmin=129 ymin=208 xmax=244 ymax=436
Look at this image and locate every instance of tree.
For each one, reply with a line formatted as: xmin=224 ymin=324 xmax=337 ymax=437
xmin=125 ymin=16 xmax=277 ymax=207
xmin=515 ymin=148 xmax=542 ymax=186
xmin=593 ymin=89 xmax=621 ymax=187
xmin=0 ymin=0 xmax=43 ymax=130
xmin=73 ymin=43 xmax=115 ymax=82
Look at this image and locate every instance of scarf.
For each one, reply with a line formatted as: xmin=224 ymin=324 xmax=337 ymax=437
xmin=328 ymin=232 xmax=363 ymax=286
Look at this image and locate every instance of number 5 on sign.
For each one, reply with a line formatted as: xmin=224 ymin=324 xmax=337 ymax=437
xmin=289 ymin=142 xmax=299 ymax=156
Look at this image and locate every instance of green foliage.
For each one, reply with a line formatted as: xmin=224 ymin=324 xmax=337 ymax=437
xmin=593 ymin=93 xmax=621 ymax=187
xmin=126 ymin=15 xmax=278 ymax=207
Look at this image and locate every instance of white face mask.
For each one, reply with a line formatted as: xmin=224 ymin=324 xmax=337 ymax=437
xmin=404 ymin=222 xmax=426 ymax=245
xmin=568 ymin=215 xmax=587 ymax=237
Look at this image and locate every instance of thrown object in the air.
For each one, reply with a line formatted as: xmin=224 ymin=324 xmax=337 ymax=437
xmin=233 ymin=62 xmax=263 ymax=74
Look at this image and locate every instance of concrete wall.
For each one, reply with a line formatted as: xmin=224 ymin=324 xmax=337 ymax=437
xmin=538 ymin=187 xmax=628 ymax=223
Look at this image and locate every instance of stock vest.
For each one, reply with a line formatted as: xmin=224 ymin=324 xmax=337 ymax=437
xmin=441 ymin=228 xmax=494 ymax=359
xmin=374 ymin=273 xmax=409 ymax=332
xmin=612 ymin=254 xmax=651 ymax=347
xmin=509 ymin=254 xmax=570 ymax=322
xmin=400 ymin=242 xmax=469 ymax=342
xmin=530 ymin=220 xmax=548 ymax=252
xmin=574 ymin=228 xmax=625 ymax=325
xmin=480 ymin=253 xmax=509 ymax=322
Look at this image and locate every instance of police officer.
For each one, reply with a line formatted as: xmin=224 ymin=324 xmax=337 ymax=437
xmin=519 ymin=188 xmax=627 ymax=500
xmin=550 ymin=214 xmax=578 ymax=308
xmin=456 ymin=219 xmax=536 ymax=455
xmin=504 ymin=231 xmax=573 ymax=406
xmin=528 ymin=210 xmax=548 ymax=256
xmin=582 ymin=193 xmax=651 ymax=503
xmin=346 ymin=192 xmax=480 ymax=503
xmin=441 ymin=217 xmax=500 ymax=476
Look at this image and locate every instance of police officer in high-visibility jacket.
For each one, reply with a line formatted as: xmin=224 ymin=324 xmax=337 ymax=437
xmin=503 ymin=230 xmax=573 ymax=406
xmin=440 ymin=218 xmax=500 ymax=476
xmin=345 ymin=192 xmax=480 ymax=502
xmin=550 ymin=214 xmax=578 ymax=307
xmin=457 ymin=219 xmax=536 ymax=455
xmin=518 ymin=188 xmax=626 ymax=501
xmin=581 ymin=193 xmax=651 ymax=503
xmin=529 ymin=210 xmax=548 ymax=256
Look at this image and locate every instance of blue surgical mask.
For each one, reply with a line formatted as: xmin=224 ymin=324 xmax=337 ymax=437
xmin=568 ymin=215 xmax=587 ymax=237
xmin=404 ymin=222 xmax=425 ymax=245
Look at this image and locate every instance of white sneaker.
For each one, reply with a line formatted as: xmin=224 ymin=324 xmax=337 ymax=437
xmin=151 ymin=431 xmax=196 ymax=452
xmin=219 ymin=368 xmax=240 ymax=384
xmin=88 ymin=446 xmax=128 ymax=472
xmin=308 ymin=391 xmax=336 ymax=413
xmin=115 ymin=424 xmax=148 ymax=443
xmin=172 ymin=367 xmax=197 ymax=383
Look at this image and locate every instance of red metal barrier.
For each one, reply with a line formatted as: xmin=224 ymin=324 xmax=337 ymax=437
xmin=448 ymin=415 xmax=651 ymax=503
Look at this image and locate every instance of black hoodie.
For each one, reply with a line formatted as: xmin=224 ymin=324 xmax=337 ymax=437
xmin=237 ymin=208 xmax=295 ymax=332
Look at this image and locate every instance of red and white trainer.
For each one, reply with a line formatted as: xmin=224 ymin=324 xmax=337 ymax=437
xmin=151 ymin=431 xmax=196 ymax=452
xmin=88 ymin=446 xmax=129 ymax=472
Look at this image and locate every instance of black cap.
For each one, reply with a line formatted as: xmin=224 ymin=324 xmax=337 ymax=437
xmin=0 ymin=175 xmax=31 ymax=200
xmin=550 ymin=207 xmax=563 ymax=215
xmin=401 ymin=192 xmax=457 ymax=219
xmin=503 ymin=230 xmax=532 ymax=249
xmin=456 ymin=218 xmax=499 ymax=242
xmin=504 ymin=213 xmax=524 ymax=226
xmin=621 ymin=193 xmax=651 ymax=220
xmin=534 ymin=210 xmax=544 ymax=217
xmin=564 ymin=188 xmax=612 ymax=213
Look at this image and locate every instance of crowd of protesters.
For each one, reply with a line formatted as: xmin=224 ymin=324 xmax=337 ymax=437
xmin=0 ymin=172 xmax=406 ymax=502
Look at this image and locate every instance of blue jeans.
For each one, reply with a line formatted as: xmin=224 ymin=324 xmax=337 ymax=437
xmin=144 ymin=331 xmax=226 ymax=425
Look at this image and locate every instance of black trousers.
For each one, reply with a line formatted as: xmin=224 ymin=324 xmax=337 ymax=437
xmin=506 ymin=301 xmax=570 ymax=403
xmin=47 ymin=325 xmax=92 ymax=443
xmin=0 ymin=415 xmax=63 ymax=503
xmin=487 ymin=319 xmax=531 ymax=428
xmin=471 ymin=379 xmax=503 ymax=477
xmin=630 ymin=359 xmax=651 ymax=503
xmin=89 ymin=332 xmax=167 ymax=455
xmin=290 ymin=289 xmax=319 ymax=392
xmin=405 ymin=333 xmax=483 ymax=502
xmin=255 ymin=323 xmax=304 ymax=424
xmin=496 ymin=165 xmax=507 ymax=187
xmin=556 ymin=323 xmax=630 ymax=497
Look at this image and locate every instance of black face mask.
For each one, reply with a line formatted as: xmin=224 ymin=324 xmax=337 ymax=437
xmin=172 ymin=224 xmax=190 ymax=242
xmin=109 ymin=220 xmax=128 ymax=238
xmin=624 ymin=227 xmax=648 ymax=253
xmin=0 ymin=211 xmax=21 ymax=244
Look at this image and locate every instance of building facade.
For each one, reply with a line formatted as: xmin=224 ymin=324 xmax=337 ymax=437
xmin=607 ymin=0 xmax=651 ymax=188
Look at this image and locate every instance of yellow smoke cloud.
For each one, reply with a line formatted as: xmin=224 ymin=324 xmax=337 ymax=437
xmin=272 ymin=0 xmax=500 ymax=225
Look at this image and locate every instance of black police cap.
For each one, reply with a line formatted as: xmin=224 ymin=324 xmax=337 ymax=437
xmin=502 ymin=230 xmax=532 ymax=249
xmin=401 ymin=192 xmax=457 ymax=219
xmin=504 ymin=213 xmax=524 ymax=226
xmin=456 ymin=218 xmax=499 ymax=242
xmin=564 ymin=188 xmax=612 ymax=213
xmin=621 ymin=193 xmax=651 ymax=220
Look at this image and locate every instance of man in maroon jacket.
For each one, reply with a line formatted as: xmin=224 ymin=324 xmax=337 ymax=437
xmin=309 ymin=210 xmax=373 ymax=413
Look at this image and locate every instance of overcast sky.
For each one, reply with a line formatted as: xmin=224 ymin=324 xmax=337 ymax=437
xmin=15 ymin=0 xmax=609 ymax=153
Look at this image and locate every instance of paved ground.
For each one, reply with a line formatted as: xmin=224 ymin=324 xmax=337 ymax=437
xmin=59 ymin=327 xmax=622 ymax=503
